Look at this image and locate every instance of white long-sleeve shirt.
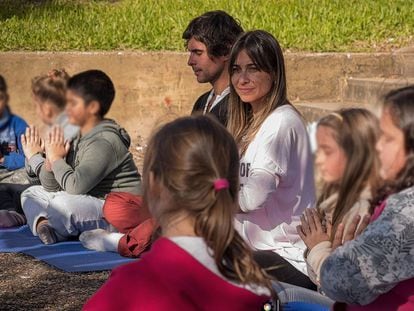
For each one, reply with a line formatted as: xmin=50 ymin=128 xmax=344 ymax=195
xmin=235 ymin=105 xmax=316 ymax=274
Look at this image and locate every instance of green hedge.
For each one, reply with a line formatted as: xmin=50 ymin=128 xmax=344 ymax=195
xmin=0 ymin=0 xmax=413 ymax=52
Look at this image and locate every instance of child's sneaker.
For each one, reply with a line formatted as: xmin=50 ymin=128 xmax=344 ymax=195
xmin=36 ymin=219 xmax=58 ymax=244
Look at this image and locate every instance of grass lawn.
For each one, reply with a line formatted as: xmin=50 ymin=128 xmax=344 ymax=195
xmin=0 ymin=0 xmax=413 ymax=52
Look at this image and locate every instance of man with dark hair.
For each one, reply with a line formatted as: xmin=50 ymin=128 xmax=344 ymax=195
xmin=183 ymin=10 xmax=243 ymax=126
xmin=68 ymin=13 xmax=244 ymax=256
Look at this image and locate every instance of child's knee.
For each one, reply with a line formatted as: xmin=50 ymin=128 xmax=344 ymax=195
xmin=49 ymin=195 xmax=71 ymax=215
xmin=21 ymin=185 xmax=43 ymax=201
xmin=103 ymin=192 xmax=147 ymax=233
xmin=21 ymin=186 xmax=46 ymax=213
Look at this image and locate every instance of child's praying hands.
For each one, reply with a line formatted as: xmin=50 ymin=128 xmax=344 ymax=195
xmin=21 ymin=126 xmax=44 ymax=159
xmin=330 ymin=213 xmax=370 ymax=251
xmin=297 ymin=208 xmax=330 ymax=250
xmin=45 ymin=126 xmax=70 ymax=163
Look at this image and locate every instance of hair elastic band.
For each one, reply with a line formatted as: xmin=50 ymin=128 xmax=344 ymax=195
xmin=214 ymin=178 xmax=229 ymax=191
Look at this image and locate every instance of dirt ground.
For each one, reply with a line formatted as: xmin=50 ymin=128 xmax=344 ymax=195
xmin=0 ymin=147 xmax=148 ymax=311
xmin=0 ymin=253 xmax=109 ymax=310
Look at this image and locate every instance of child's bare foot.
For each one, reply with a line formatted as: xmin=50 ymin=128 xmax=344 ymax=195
xmin=36 ymin=219 xmax=57 ymax=244
xmin=0 ymin=210 xmax=26 ymax=228
xmin=79 ymin=229 xmax=122 ymax=252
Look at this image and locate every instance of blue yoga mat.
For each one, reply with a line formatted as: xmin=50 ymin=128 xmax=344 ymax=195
xmin=0 ymin=225 xmax=135 ymax=272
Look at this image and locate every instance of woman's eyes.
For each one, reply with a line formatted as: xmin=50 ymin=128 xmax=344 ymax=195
xmin=232 ymin=66 xmax=241 ymax=74
xmin=231 ymin=66 xmax=259 ymax=74
xmin=324 ymin=150 xmax=333 ymax=156
xmin=317 ymin=148 xmax=333 ymax=156
xmin=382 ymin=134 xmax=394 ymax=143
xmin=247 ymin=66 xmax=259 ymax=73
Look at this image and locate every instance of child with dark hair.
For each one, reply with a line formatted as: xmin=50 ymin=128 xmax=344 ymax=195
xmin=21 ymin=69 xmax=141 ymax=244
xmin=183 ymin=10 xmax=243 ymax=125
xmin=0 ymin=74 xmax=28 ymax=177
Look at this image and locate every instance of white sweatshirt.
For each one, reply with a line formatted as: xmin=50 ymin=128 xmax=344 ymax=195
xmin=234 ymin=105 xmax=316 ymax=274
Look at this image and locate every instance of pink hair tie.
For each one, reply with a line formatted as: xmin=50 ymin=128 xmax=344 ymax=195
xmin=214 ymin=178 xmax=229 ymax=192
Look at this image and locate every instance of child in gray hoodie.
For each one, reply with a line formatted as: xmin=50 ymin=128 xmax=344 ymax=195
xmin=21 ymin=70 xmax=141 ymax=244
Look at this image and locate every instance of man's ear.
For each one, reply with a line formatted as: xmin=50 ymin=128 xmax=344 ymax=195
xmin=87 ymin=100 xmax=101 ymax=116
xmin=222 ymin=54 xmax=230 ymax=62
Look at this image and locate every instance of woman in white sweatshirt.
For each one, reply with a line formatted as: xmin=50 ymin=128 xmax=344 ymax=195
xmin=227 ymin=30 xmax=316 ymax=289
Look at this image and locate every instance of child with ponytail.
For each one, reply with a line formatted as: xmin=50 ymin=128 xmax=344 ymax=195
xmin=0 ymin=69 xmax=78 ymax=228
xmin=83 ymin=115 xmax=276 ymax=310
xmin=23 ymin=68 xmax=79 ymax=183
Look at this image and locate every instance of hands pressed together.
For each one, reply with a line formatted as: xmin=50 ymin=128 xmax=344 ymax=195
xmin=21 ymin=126 xmax=44 ymax=159
xmin=44 ymin=126 xmax=70 ymax=163
xmin=21 ymin=125 xmax=70 ymax=169
xmin=297 ymin=208 xmax=371 ymax=251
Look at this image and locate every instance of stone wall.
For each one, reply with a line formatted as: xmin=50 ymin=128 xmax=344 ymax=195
xmin=0 ymin=51 xmax=397 ymax=141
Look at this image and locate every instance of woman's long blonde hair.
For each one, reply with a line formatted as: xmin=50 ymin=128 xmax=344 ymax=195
xmin=317 ymin=108 xmax=381 ymax=239
xmin=142 ymin=115 xmax=276 ymax=299
xmin=227 ymin=30 xmax=291 ymax=155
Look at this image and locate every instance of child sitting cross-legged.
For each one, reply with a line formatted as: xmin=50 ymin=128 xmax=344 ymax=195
xmin=298 ymin=86 xmax=414 ymax=310
xmin=21 ymin=69 xmax=141 ymax=244
xmin=297 ymin=108 xmax=381 ymax=287
xmin=0 ymin=74 xmax=28 ymax=181
xmin=0 ymin=69 xmax=78 ymax=228
xmin=318 ymin=86 xmax=414 ymax=310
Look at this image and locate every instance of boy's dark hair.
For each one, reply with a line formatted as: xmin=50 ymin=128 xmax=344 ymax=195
xmin=67 ymin=70 xmax=115 ymax=118
xmin=182 ymin=10 xmax=243 ymax=58
xmin=0 ymin=75 xmax=8 ymax=93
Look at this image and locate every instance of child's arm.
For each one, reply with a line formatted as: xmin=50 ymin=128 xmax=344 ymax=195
xmin=319 ymin=191 xmax=414 ymax=305
xmin=39 ymin=159 xmax=62 ymax=191
xmin=1 ymin=150 xmax=26 ymax=170
xmin=1 ymin=118 xmax=27 ymax=170
xmin=51 ymin=138 xmax=125 ymax=195
xmin=297 ymin=208 xmax=331 ymax=285
xmin=305 ymin=213 xmax=371 ymax=286
xmin=26 ymin=154 xmax=45 ymax=179
xmin=38 ymin=127 xmax=68 ymax=191
xmin=22 ymin=126 xmax=45 ymax=182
